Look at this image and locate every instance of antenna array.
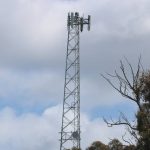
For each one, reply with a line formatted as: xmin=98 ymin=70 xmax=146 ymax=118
xmin=67 ymin=12 xmax=91 ymax=32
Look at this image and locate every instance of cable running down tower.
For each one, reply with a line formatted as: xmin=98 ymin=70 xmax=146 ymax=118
xmin=60 ymin=12 xmax=91 ymax=150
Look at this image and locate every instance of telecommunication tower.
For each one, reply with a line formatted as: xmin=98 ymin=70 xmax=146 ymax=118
xmin=60 ymin=12 xmax=91 ymax=150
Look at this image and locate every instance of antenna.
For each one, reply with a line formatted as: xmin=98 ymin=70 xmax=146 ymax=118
xmin=60 ymin=12 xmax=91 ymax=150
xmin=67 ymin=13 xmax=70 ymax=30
xmin=80 ymin=17 xmax=83 ymax=32
xmin=71 ymin=12 xmax=74 ymax=28
xmin=88 ymin=15 xmax=91 ymax=31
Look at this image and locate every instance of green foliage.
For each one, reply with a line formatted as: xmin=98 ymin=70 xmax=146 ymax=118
xmin=140 ymin=71 xmax=150 ymax=103
xmin=66 ymin=147 xmax=81 ymax=150
xmin=86 ymin=141 xmax=109 ymax=150
xmin=136 ymin=71 xmax=150 ymax=150
xmin=86 ymin=139 xmax=139 ymax=150
xmin=72 ymin=147 xmax=81 ymax=150
xmin=108 ymin=139 xmax=123 ymax=150
xmin=123 ymin=145 xmax=136 ymax=150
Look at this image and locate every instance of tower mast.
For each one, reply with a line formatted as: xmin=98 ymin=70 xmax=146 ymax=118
xmin=60 ymin=12 xmax=91 ymax=150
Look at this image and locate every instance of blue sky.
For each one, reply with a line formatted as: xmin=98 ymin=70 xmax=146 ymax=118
xmin=0 ymin=0 xmax=150 ymax=149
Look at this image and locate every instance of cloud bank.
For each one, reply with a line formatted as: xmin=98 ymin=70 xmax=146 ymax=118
xmin=0 ymin=106 xmax=128 ymax=150
xmin=0 ymin=0 xmax=150 ymax=110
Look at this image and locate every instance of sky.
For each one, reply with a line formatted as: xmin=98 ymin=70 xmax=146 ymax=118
xmin=0 ymin=0 xmax=150 ymax=149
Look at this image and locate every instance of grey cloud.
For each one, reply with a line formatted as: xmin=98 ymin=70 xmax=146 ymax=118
xmin=0 ymin=69 xmax=64 ymax=110
xmin=0 ymin=0 xmax=150 ymax=110
xmin=1 ymin=0 xmax=150 ymax=70
xmin=0 ymin=0 xmax=66 ymax=70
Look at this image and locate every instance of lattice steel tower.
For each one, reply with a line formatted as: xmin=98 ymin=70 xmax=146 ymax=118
xmin=60 ymin=12 xmax=91 ymax=150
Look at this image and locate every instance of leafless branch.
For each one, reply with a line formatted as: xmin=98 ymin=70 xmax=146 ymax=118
xmin=103 ymin=112 xmax=137 ymax=131
xmin=101 ymin=58 xmax=143 ymax=110
xmin=122 ymin=132 xmax=133 ymax=145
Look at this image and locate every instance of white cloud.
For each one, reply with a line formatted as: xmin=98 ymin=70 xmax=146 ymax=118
xmin=0 ymin=106 xmax=61 ymax=150
xmin=0 ymin=106 xmax=130 ymax=150
xmin=81 ymin=114 xmax=130 ymax=147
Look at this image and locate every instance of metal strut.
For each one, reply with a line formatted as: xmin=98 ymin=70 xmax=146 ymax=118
xmin=60 ymin=12 xmax=91 ymax=150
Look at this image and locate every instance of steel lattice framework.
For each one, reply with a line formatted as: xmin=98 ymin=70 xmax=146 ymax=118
xmin=60 ymin=12 xmax=90 ymax=150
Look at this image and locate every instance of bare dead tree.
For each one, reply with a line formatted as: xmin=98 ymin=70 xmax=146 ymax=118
xmin=101 ymin=57 xmax=144 ymax=143
xmin=101 ymin=57 xmax=144 ymax=110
